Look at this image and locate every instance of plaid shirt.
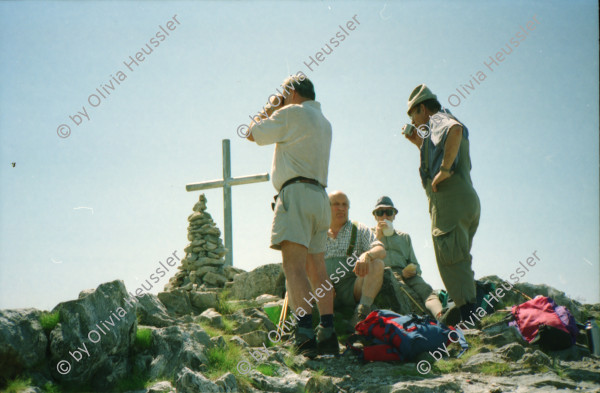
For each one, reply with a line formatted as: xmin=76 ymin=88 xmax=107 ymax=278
xmin=325 ymin=220 xmax=383 ymax=259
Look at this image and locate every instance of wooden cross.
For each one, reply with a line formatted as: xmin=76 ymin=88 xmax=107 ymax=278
xmin=186 ymin=139 xmax=269 ymax=266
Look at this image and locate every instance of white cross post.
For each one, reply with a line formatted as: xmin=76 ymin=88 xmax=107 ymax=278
xmin=186 ymin=139 xmax=269 ymax=267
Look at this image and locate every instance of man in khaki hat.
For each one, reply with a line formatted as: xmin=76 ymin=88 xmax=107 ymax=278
xmin=372 ymin=196 xmax=444 ymax=319
xmin=404 ymin=84 xmax=481 ymax=323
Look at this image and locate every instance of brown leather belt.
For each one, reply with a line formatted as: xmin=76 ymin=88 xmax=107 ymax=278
xmin=271 ymin=176 xmax=325 ymax=210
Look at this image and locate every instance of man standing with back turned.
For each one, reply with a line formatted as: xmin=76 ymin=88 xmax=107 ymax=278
xmin=404 ymin=84 xmax=481 ymax=323
xmin=247 ymin=75 xmax=337 ymax=357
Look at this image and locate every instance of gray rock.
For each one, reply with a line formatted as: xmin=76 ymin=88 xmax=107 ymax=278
xmin=48 ymin=280 xmax=137 ymax=391
xmin=189 ymin=291 xmax=218 ymax=312
xmin=562 ymin=365 xmax=600 ymax=383
xmin=176 ymin=367 xmax=221 ymax=393
xmin=157 ymin=290 xmax=193 ymax=316
xmin=548 ymin=343 xmax=591 ymax=361
xmin=235 ymin=318 xmax=265 ymax=335
xmin=229 ymin=335 xmax=249 ymax=348
xmin=240 ymin=330 xmax=270 ymax=347
xmin=305 ymin=375 xmax=339 ymax=393
xmin=482 ymin=325 xmax=525 ymax=347
xmin=230 ymin=263 xmax=286 ymax=300
xmin=196 ymin=265 xmax=220 ymax=278
xmin=224 ymin=266 xmax=246 ymax=281
xmin=232 ymin=308 xmax=277 ymax=333
xmin=198 ymin=308 xmax=224 ymax=330
xmin=463 ymin=352 xmax=506 ymax=368
xmin=479 ymin=275 xmax=583 ymax=321
xmin=216 ymin=372 xmax=238 ymax=392
xmin=255 ymin=294 xmax=281 ymax=305
xmin=0 ymin=308 xmax=47 ymax=381
xmin=530 ymin=372 xmax=579 ymax=389
xmin=147 ymin=380 xmax=175 ymax=393
xmin=201 ymin=258 xmax=226 ymax=267
xmin=19 ymin=388 xmax=43 ymax=393
xmin=210 ymin=335 xmax=226 ymax=348
xmin=188 ymin=212 xmax=205 ymax=222
xmin=497 ymin=342 xmax=526 ymax=361
xmin=387 ymin=377 xmax=463 ymax=393
xmin=203 ymin=272 xmax=227 ymax=287
xmin=148 ymin=324 xmax=212 ymax=380
xmin=520 ymin=349 xmax=552 ymax=366
xmin=135 ymin=294 xmax=177 ymax=327
xmin=250 ymin=369 xmax=310 ymax=393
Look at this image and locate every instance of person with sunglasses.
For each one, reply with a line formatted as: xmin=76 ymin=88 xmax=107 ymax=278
xmin=325 ymin=191 xmax=386 ymax=330
xmin=404 ymin=84 xmax=481 ymax=324
xmin=372 ymin=196 xmax=444 ymax=320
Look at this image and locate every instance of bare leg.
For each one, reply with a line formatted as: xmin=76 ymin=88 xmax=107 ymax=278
xmin=306 ymin=252 xmax=333 ymax=315
xmin=281 ymin=241 xmax=311 ymax=315
xmin=353 ymin=258 xmax=385 ymax=303
xmin=425 ymin=293 xmax=444 ymax=319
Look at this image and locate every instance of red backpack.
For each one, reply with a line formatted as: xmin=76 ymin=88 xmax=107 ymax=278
xmin=346 ymin=310 xmax=468 ymax=362
xmin=509 ymin=296 xmax=579 ymax=350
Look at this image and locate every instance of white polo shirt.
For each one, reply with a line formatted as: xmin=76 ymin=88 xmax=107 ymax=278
xmin=251 ymin=101 xmax=332 ymax=192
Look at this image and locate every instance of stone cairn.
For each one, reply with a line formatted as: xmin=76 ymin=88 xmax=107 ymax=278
xmin=164 ymin=194 xmax=242 ymax=292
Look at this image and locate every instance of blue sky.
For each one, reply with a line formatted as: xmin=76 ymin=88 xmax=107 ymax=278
xmin=1 ymin=0 xmax=598 ymax=310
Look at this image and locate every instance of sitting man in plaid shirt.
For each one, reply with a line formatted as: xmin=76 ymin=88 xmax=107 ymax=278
xmin=325 ymin=191 xmax=386 ymax=329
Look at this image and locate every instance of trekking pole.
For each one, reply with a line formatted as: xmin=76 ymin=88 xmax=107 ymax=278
xmin=278 ymin=292 xmax=289 ymax=336
xmin=399 ymin=286 xmax=426 ymax=314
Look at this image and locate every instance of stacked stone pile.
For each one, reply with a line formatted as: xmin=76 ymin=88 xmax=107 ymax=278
xmin=164 ymin=194 xmax=243 ymax=291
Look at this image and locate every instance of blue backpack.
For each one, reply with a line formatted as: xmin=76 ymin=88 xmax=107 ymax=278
xmin=347 ymin=310 xmax=469 ymax=362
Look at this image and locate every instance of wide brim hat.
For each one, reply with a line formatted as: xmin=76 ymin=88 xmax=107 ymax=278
xmin=372 ymin=196 xmax=398 ymax=215
xmin=407 ymin=84 xmax=437 ymax=116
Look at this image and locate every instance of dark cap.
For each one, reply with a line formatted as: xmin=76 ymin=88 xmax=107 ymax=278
xmin=372 ymin=196 xmax=398 ymax=215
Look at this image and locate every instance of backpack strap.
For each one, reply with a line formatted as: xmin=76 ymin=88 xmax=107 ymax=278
xmin=346 ymin=221 xmax=359 ymax=257
xmin=448 ymin=327 xmax=469 ymax=357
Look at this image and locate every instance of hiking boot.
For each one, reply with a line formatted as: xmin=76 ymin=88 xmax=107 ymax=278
xmin=316 ymin=324 xmax=339 ymax=355
xmin=349 ymin=303 xmax=371 ymax=332
xmin=459 ymin=303 xmax=481 ymax=329
xmin=293 ymin=327 xmax=317 ymax=358
xmin=440 ymin=305 xmax=461 ymax=326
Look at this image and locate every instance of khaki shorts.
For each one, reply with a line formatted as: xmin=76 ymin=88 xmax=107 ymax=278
xmin=326 ymin=256 xmax=359 ymax=309
xmin=270 ymin=182 xmax=331 ymax=254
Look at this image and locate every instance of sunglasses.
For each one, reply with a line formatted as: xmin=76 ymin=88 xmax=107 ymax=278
xmin=374 ymin=209 xmax=395 ymax=217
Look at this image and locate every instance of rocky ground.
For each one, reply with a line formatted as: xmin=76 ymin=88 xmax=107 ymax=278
xmin=1 ymin=264 xmax=599 ymax=393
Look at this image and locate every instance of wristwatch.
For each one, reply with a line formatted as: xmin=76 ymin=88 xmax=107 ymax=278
xmin=440 ymin=166 xmax=451 ymax=173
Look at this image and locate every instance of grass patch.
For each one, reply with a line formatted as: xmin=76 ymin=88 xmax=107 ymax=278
xmin=256 ymin=363 xmax=277 ymax=376
xmin=479 ymin=362 xmax=511 ymax=376
xmin=217 ymin=298 xmax=260 ymax=316
xmin=198 ymin=321 xmax=222 ymax=338
xmin=480 ymin=311 xmax=509 ymax=328
xmin=216 ymin=289 xmax=249 ymax=315
xmin=222 ymin=317 xmax=236 ymax=334
xmin=42 ymin=382 xmax=63 ymax=393
xmin=116 ymin=375 xmax=148 ymax=392
xmin=206 ymin=342 xmax=246 ymax=380
xmin=283 ymin=346 xmax=302 ymax=374
xmin=432 ymin=359 xmax=461 ymax=374
xmin=309 ymin=368 xmax=326 ymax=384
xmin=4 ymin=377 xmax=33 ymax=393
xmin=134 ymin=327 xmax=153 ymax=350
xmin=217 ymin=298 xmax=236 ymax=315
xmin=40 ymin=311 xmax=60 ymax=332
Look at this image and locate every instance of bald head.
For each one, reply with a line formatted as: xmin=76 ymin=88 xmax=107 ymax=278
xmin=329 ymin=190 xmax=349 ymax=206
xmin=329 ymin=190 xmax=350 ymax=228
